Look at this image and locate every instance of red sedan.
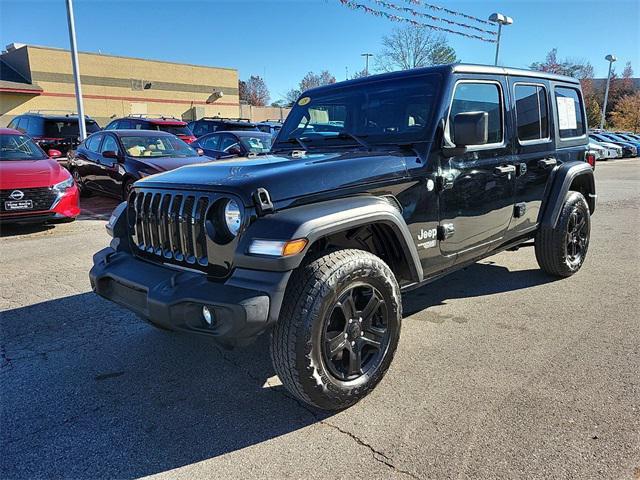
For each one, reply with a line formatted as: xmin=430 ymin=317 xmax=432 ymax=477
xmin=0 ymin=128 xmax=80 ymax=224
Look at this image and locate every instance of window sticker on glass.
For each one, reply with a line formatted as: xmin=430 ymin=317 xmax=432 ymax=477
xmin=557 ymin=96 xmax=577 ymax=130
xmin=298 ymin=97 xmax=311 ymax=106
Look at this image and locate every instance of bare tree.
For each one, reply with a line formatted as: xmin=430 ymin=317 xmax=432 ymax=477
xmin=239 ymin=75 xmax=270 ymax=106
xmin=283 ymin=70 xmax=337 ymax=106
xmin=376 ymin=26 xmax=457 ymax=73
xmin=530 ymin=48 xmax=593 ymax=79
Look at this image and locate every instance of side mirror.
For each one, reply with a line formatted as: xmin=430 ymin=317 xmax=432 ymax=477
xmin=452 ymin=111 xmax=488 ymax=147
xmin=102 ymin=150 xmax=123 ymax=162
xmin=196 ymin=147 xmax=204 ymax=156
xmin=227 ymin=145 xmax=243 ymax=156
xmin=48 ymin=149 xmax=62 ymax=159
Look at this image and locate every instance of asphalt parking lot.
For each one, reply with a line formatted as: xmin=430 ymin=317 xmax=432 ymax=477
xmin=1 ymin=159 xmax=639 ymax=480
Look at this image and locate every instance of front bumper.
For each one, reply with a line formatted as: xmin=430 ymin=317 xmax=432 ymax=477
xmin=89 ymin=247 xmax=290 ymax=346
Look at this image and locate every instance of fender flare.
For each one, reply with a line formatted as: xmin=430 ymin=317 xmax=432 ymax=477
xmin=540 ymin=161 xmax=596 ymax=229
xmin=234 ymin=195 xmax=423 ymax=282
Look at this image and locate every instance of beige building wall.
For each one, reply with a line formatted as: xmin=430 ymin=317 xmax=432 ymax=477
xmin=1 ymin=45 xmax=240 ymax=127
xmin=240 ymin=104 xmax=291 ymax=122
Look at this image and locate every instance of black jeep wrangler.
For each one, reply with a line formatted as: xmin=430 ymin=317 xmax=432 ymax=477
xmin=90 ymin=64 xmax=596 ymax=410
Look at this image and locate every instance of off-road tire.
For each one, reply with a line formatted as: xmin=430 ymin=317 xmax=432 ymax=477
xmin=535 ymin=191 xmax=590 ymax=277
xmin=271 ymin=249 xmax=402 ymax=411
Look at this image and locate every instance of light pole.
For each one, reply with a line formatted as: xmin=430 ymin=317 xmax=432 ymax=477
xmin=600 ymin=54 xmax=617 ymax=129
xmin=361 ymin=53 xmax=373 ymax=76
xmin=65 ymin=0 xmax=87 ymax=140
xmin=488 ymin=13 xmax=513 ymax=66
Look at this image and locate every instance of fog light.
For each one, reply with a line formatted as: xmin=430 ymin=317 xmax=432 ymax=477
xmin=202 ymin=306 xmax=215 ymax=326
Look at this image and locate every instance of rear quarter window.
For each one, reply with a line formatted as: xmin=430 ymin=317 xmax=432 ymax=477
xmin=555 ymin=87 xmax=585 ymax=139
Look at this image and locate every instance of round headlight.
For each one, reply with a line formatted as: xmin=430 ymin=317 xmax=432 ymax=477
xmin=223 ymin=199 xmax=242 ymax=236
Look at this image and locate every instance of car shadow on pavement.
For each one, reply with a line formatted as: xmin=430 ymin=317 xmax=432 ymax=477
xmin=1 ymin=292 xmax=328 ymax=479
xmin=0 ymin=222 xmax=56 ymax=238
xmin=403 ymin=259 xmax=559 ymax=317
xmin=1 ymin=261 xmax=556 ymax=478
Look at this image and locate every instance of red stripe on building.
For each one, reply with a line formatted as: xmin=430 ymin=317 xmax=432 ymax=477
xmin=40 ymin=91 xmax=237 ymax=106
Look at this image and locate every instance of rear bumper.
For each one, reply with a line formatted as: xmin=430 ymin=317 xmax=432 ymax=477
xmin=89 ymin=247 xmax=290 ymax=346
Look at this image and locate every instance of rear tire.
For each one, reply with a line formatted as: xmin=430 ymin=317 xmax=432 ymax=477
xmin=271 ymin=249 xmax=402 ymax=411
xmin=535 ymin=191 xmax=590 ymax=277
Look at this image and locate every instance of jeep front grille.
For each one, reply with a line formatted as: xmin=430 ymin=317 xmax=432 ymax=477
xmin=130 ymin=189 xmax=211 ymax=266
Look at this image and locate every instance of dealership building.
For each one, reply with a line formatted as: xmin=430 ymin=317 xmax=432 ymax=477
xmin=0 ymin=43 xmax=240 ymax=127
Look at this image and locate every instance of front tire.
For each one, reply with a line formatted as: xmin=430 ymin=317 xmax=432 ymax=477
xmin=535 ymin=191 xmax=591 ymax=277
xmin=271 ymin=249 xmax=402 ymax=411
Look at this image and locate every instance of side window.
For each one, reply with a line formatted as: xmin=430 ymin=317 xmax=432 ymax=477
xmin=202 ymin=134 xmax=221 ymax=150
xmin=15 ymin=118 xmax=27 ymax=133
xmin=515 ymin=84 xmax=549 ymax=142
xmin=219 ymin=134 xmax=239 ymax=152
xmin=192 ymin=122 xmax=207 ymax=137
xmin=101 ymin=135 xmax=119 ymax=154
xmin=449 ymin=82 xmax=503 ymax=145
xmin=104 ymin=121 xmax=118 ymax=130
xmin=85 ymin=133 xmax=103 ymax=152
xmin=7 ymin=119 xmax=17 ymax=129
xmin=555 ymin=87 xmax=585 ymax=139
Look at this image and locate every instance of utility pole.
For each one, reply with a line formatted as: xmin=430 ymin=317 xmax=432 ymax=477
xmin=65 ymin=0 xmax=87 ymax=140
xmin=600 ymin=54 xmax=617 ymax=129
xmin=488 ymin=13 xmax=513 ymax=66
xmin=361 ymin=53 xmax=373 ymax=76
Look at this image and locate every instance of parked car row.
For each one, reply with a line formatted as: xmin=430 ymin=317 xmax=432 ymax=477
xmin=589 ymin=130 xmax=640 ymax=158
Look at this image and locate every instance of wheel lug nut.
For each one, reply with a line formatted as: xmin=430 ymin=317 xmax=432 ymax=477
xmin=348 ymin=319 xmax=353 ymax=324
xmin=360 ymin=332 xmax=364 ymax=336
xmin=351 ymin=341 xmax=355 ymax=346
xmin=344 ymin=333 xmax=348 ymax=338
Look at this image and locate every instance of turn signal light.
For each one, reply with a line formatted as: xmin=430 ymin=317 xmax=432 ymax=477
xmin=282 ymin=238 xmax=308 ymax=256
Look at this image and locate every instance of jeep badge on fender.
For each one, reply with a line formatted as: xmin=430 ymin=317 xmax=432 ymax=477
xmin=90 ymin=64 xmax=595 ymax=411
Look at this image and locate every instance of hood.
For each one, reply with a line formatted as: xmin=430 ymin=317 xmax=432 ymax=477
xmin=0 ymin=158 xmax=69 ymax=190
xmin=138 ymin=150 xmax=409 ymax=203
xmin=138 ymin=154 xmax=214 ymax=172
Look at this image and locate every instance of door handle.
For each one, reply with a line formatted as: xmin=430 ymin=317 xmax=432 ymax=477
xmin=537 ymin=158 xmax=557 ymax=169
xmin=494 ymin=165 xmax=516 ymax=176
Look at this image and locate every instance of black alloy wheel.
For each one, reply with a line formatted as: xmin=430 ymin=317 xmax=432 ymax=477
xmin=565 ymin=207 xmax=588 ymax=267
xmin=322 ymin=284 xmax=390 ymax=381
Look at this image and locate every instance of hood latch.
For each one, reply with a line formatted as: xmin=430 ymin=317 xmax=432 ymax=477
xmin=253 ymin=187 xmax=274 ymax=216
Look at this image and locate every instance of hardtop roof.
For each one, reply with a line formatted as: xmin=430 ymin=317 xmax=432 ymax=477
xmin=304 ymin=63 xmax=580 ymax=96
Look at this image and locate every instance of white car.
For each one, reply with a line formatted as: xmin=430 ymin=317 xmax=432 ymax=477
xmin=588 ymin=141 xmax=609 ymax=161
xmin=590 ymin=139 xmax=623 ymax=159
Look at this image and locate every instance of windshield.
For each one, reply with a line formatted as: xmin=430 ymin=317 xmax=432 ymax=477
xmin=44 ymin=119 xmax=100 ymax=137
xmin=239 ymin=134 xmax=273 ymax=153
xmin=274 ymin=74 xmax=440 ymax=151
xmin=120 ymin=135 xmax=197 ymax=158
xmin=152 ymin=124 xmax=192 ymax=136
xmin=0 ymin=134 xmax=47 ymax=161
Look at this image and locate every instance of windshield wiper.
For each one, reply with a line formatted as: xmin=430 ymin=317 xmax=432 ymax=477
xmin=323 ymin=132 xmax=371 ymax=150
xmin=281 ymin=136 xmax=309 ymax=150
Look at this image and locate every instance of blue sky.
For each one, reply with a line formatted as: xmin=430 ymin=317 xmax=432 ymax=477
xmin=1 ymin=0 xmax=638 ymax=103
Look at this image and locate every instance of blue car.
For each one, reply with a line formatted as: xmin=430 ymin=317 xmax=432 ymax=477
xmin=600 ymin=132 xmax=640 ymax=152
xmin=590 ymin=133 xmax=637 ymax=157
xmin=191 ymin=130 xmax=273 ymax=159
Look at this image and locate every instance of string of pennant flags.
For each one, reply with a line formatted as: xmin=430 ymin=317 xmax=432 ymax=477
xmin=400 ymin=0 xmax=495 ymax=26
xmin=370 ymin=0 xmax=497 ymax=36
xmin=337 ymin=0 xmax=497 ymax=43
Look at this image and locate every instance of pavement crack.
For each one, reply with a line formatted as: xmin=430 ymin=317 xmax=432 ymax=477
xmin=319 ymin=420 xmax=421 ymax=479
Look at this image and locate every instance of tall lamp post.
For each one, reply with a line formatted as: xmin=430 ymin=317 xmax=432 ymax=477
xmin=488 ymin=13 xmax=513 ymax=66
xmin=65 ymin=0 xmax=87 ymax=140
xmin=600 ymin=54 xmax=617 ymax=129
xmin=361 ymin=53 xmax=373 ymax=76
